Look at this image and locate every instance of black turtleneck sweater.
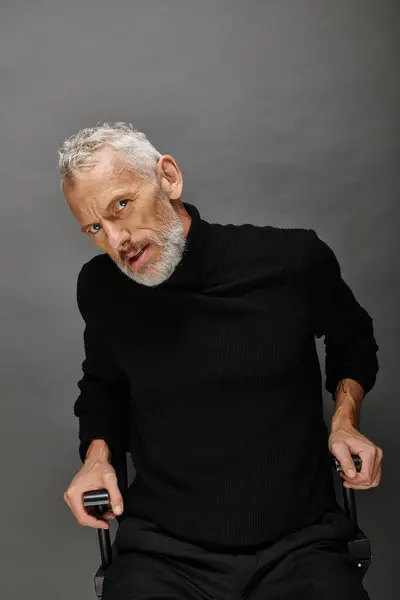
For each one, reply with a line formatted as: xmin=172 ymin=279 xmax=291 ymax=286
xmin=74 ymin=202 xmax=379 ymax=551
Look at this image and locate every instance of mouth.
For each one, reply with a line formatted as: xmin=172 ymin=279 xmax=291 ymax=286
xmin=125 ymin=244 xmax=150 ymax=271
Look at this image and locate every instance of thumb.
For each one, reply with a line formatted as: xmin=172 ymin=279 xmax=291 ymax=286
xmin=107 ymin=479 xmax=124 ymax=515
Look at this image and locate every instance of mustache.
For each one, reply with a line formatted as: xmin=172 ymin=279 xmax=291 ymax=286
xmin=120 ymin=237 xmax=158 ymax=260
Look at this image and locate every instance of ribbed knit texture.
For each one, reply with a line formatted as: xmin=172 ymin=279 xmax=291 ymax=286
xmin=74 ymin=202 xmax=379 ymax=551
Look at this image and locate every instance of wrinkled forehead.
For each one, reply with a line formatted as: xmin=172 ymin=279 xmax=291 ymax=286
xmin=64 ymin=148 xmax=140 ymax=211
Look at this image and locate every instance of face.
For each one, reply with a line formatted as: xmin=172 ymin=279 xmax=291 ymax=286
xmin=64 ymin=146 xmax=190 ymax=287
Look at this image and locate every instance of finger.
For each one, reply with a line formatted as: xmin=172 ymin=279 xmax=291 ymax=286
xmin=369 ymin=463 xmax=382 ymax=487
xmin=104 ymin=471 xmax=124 ymax=516
xmin=86 ymin=507 xmax=116 ymax=521
xmin=69 ymin=491 xmax=110 ymax=529
xmin=371 ymin=447 xmax=383 ymax=482
xmin=102 ymin=510 xmax=117 ymax=521
xmin=373 ymin=464 xmax=382 ymax=485
xmin=343 ymin=480 xmax=380 ymax=489
xmin=343 ymin=464 xmax=382 ymax=489
xmin=332 ymin=442 xmax=358 ymax=479
xmin=356 ymin=449 xmax=377 ymax=484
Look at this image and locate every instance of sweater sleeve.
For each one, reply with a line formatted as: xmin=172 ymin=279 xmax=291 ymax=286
xmin=305 ymin=229 xmax=379 ymax=400
xmin=74 ymin=263 xmax=130 ymax=464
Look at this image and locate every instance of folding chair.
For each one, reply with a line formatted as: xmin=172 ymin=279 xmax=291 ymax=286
xmin=83 ymin=453 xmax=371 ymax=600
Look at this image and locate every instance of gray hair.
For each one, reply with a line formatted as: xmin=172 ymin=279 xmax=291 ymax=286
xmin=58 ymin=121 xmax=162 ymax=189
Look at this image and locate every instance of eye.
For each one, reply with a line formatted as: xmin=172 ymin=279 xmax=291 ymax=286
xmin=116 ymin=199 xmax=128 ymax=211
xmin=88 ymin=223 xmax=102 ymax=235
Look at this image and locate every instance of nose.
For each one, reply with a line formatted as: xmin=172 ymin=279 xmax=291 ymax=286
xmin=104 ymin=222 xmax=130 ymax=252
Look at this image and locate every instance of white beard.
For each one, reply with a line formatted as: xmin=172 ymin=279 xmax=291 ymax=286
xmin=114 ymin=196 xmax=187 ymax=287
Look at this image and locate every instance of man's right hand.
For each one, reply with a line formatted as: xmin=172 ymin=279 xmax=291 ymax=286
xmin=63 ymin=440 xmax=124 ymax=530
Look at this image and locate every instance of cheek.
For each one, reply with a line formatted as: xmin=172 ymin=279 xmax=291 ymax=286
xmin=149 ymin=237 xmax=165 ymax=257
xmin=91 ymin=234 xmax=112 ymax=255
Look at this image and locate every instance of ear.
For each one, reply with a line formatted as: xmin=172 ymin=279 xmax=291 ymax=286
xmin=157 ymin=155 xmax=183 ymax=200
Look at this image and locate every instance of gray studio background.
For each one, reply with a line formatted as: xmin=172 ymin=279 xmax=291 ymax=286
xmin=2 ymin=1 xmax=399 ymax=599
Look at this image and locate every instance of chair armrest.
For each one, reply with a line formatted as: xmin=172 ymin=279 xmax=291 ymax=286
xmin=83 ymin=489 xmax=113 ymax=569
xmin=332 ymin=453 xmax=362 ymax=536
xmin=82 ymin=452 xmax=129 ymax=570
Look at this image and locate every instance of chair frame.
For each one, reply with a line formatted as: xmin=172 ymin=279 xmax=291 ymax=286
xmin=83 ymin=453 xmax=371 ymax=600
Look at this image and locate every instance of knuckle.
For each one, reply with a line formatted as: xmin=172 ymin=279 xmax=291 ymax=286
xmin=67 ymin=485 xmax=77 ymax=497
xmin=331 ymin=441 xmax=344 ymax=451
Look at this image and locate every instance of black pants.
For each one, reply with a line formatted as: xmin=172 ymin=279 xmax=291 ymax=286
xmin=102 ymin=509 xmax=370 ymax=600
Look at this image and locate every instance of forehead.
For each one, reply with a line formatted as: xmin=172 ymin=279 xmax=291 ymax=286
xmin=65 ymin=146 xmax=140 ymax=210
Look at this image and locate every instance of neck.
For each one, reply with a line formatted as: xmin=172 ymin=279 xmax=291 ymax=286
xmin=172 ymin=199 xmax=192 ymax=238
xmin=158 ymin=201 xmax=215 ymax=291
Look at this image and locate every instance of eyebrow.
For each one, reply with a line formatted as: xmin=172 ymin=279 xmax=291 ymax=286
xmin=80 ymin=190 xmax=139 ymax=232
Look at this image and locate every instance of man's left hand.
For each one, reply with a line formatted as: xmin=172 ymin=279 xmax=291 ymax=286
xmin=328 ymin=427 xmax=383 ymax=489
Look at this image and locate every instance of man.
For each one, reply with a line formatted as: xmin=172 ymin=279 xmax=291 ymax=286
xmin=61 ymin=122 xmax=382 ymax=600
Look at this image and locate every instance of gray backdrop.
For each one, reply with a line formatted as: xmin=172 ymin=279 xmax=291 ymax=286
xmin=2 ymin=1 xmax=399 ymax=599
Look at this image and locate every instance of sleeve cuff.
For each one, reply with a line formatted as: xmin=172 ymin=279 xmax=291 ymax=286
xmin=78 ymin=436 xmax=121 ymax=465
xmin=327 ymin=373 xmax=377 ymax=401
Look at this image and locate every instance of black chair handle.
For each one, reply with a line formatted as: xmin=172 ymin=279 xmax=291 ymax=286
xmin=83 ymin=489 xmax=112 ymax=569
xmin=333 ymin=454 xmax=362 ymax=474
xmin=332 ymin=453 xmax=362 ymax=536
xmin=82 ymin=452 xmax=128 ymax=569
xmin=83 ymin=489 xmax=110 ymax=507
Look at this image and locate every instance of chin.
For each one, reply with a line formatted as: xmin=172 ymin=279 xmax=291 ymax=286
xmin=115 ymin=258 xmax=172 ymax=288
xmin=114 ymin=240 xmax=185 ymax=287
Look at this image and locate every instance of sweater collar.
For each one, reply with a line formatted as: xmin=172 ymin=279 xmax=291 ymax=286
xmin=161 ymin=201 xmax=214 ymax=290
